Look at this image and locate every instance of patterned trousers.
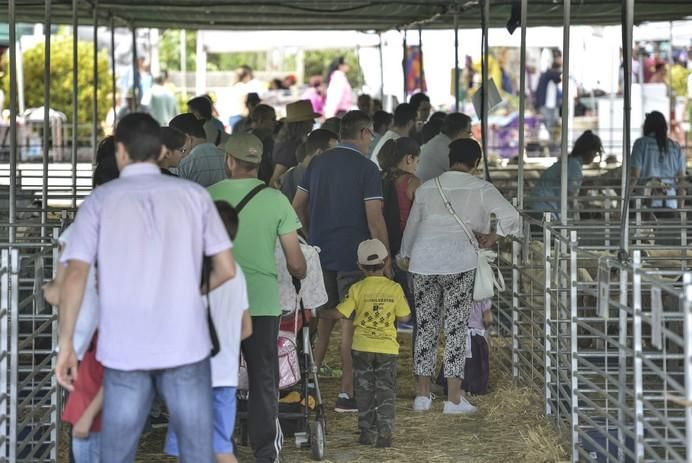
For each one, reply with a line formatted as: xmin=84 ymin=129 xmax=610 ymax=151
xmin=352 ymin=351 xmax=398 ymax=439
xmin=412 ymin=271 xmax=475 ymax=379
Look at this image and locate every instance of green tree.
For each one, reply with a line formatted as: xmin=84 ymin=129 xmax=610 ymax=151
xmin=1 ymin=34 xmax=112 ymax=135
xmin=159 ymin=29 xmax=196 ymax=72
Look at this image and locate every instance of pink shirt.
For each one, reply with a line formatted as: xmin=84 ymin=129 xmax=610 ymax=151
xmin=324 ymin=70 xmax=353 ymax=117
xmin=61 ymin=163 xmax=232 ymax=371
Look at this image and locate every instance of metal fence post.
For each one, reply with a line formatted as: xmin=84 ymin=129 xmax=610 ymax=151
xmin=512 ymin=212 xmax=521 ymax=383
xmin=632 ymin=251 xmax=644 ymax=461
xmin=569 ymin=230 xmax=579 ymax=462
xmin=0 ymin=250 xmax=8 ymax=461
xmin=8 ymin=249 xmax=18 ymax=462
xmin=544 ymin=214 xmax=553 ymax=417
xmin=683 ymin=272 xmax=692 ymax=462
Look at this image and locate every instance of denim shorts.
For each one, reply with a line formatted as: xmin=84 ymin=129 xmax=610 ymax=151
xmin=165 ymin=386 xmax=237 ymax=456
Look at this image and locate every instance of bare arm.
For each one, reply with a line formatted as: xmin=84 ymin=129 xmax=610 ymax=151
xmin=365 ymin=199 xmax=392 ymax=275
xmin=42 ymin=246 xmax=66 ymax=306
xmin=396 ymin=314 xmax=411 ymax=323
xmin=269 ymin=164 xmax=289 ymax=189
xmin=279 ymin=232 xmax=307 ymax=280
xmin=240 ymin=310 xmax=252 ymax=340
xmin=207 ymin=248 xmax=236 ymax=293
xmin=292 ymin=189 xmax=310 ymax=237
xmin=56 ymin=260 xmax=90 ymax=390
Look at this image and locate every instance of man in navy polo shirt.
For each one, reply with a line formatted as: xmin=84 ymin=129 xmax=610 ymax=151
xmin=293 ymin=110 xmax=391 ymax=412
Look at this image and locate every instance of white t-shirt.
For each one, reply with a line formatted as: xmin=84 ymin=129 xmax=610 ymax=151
xmin=210 ymin=264 xmax=249 ymax=388
xmin=58 ymin=225 xmax=99 ymax=361
xmin=275 ymin=240 xmax=328 ymax=314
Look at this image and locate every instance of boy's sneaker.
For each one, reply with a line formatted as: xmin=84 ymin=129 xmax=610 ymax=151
xmin=397 ymin=320 xmax=414 ymax=333
xmin=442 ymin=397 xmax=479 ymax=415
xmin=334 ymin=393 xmax=357 ymax=413
xmin=375 ymin=436 xmax=392 ymax=448
xmin=413 ymin=395 xmax=433 ymax=411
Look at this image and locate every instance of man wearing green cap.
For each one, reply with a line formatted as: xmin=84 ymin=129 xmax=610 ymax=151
xmin=208 ymin=132 xmax=306 ymax=463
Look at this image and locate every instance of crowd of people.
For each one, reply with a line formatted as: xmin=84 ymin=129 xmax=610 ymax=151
xmin=47 ymin=64 xmax=688 ymax=461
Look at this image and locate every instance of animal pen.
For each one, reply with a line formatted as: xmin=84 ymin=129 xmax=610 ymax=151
xmin=0 ymin=1 xmax=691 ymax=462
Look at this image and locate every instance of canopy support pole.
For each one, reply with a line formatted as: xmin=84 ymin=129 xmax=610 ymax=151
xmin=378 ymin=32 xmax=384 ymax=102
xmin=402 ymin=29 xmax=407 ymax=103
xmin=559 ymin=0 xmax=571 ymax=225
xmin=619 ymin=0 xmax=634 ymax=259
xmin=481 ymin=0 xmax=491 ymax=182
xmin=418 ymin=26 xmax=424 ymax=93
xmin=71 ymin=0 xmax=78 ymax=209
xmin=454 ymin=12 xmax=459 ymax=112
xmin=132 ymin=26 xmax=139 ymax=104
xmin=517 ymin=0 xmax=527 ymax=210
xmin=42 ymin=0 xmax=51 ymax=239
xmin=93 ymin=2 xmax=99 ymax=165
xmin=110 ymin=16 xmax=116 ymax=122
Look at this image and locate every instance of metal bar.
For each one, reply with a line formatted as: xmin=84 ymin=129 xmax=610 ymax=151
xmin=619 ymin=0 xmax=634 ymax=257
xmin=480 ymin=0 xmax=490 ymax=181
xmin=570 ymin=230 xmax=579 ymax=462
xmin=71 ymin=0 xmax=78 ymax=210
xmin=50 ymin=226 xmax=60 ymax=460
xmin=0 ymin=250 xmax=8 ymax=460
xmin=544 ymin=214 xmax=553 ymax=416
xmin=111 ymin=16 xmax=116 ymax=121
xmin=8 ymin=0 xmax=17 ymax=245
xmin=453 ymin=12 xmax=459 ymax=112
xmin=402 ymin=29 xmax=407 ymax=102
xmin=93 ymin=2 xmax=99 ymax=164
xmin=8 ymin=250 xmax=18 ymax=462
xmin=684 ymin=272 xmax=692 ymax=463
xmin=632 ymin=250 xmax=644 ymax=460
xmin=511 ymin=204 xmax=520 ymax=383
xmin=41 ymin=0 xmax=51 ymax=241
xmin=517 ymin=0 xmax=527 ymax=209
xmin=559 ymin=0 xmax=570 ymax=225
xmin=378 ymin=32 xmax=384 ymax=102
xmin=417 ymin=26 xmax=424 ymax=93
xmin=132 ymin=26 xmax=139 ymax=104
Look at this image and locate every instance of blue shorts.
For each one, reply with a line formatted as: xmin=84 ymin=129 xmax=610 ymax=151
xmin=164 ymin=386 xmax=237 ymax=456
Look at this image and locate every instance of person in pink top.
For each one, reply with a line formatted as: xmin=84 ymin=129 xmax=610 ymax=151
xmin=56 ymin=113 xmax=237 ymax=463
xmin=324 ymin=56 xmax=353 ymax=118
xmin=302 ymin=75 xmax=326 ymax=115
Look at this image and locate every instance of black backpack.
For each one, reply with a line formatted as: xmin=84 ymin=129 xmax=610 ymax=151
xmin=381 ymin=169 xmax=409 ymax=256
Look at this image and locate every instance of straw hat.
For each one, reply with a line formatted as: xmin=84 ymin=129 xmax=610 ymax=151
xmin=281 ymin=100 xmax=321 ymax=123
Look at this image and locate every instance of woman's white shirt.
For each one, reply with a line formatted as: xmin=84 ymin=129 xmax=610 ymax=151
xmin=400 ymin=171 xmax=520 ymax=275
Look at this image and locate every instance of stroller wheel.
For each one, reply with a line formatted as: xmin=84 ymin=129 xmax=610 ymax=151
xmin=310 ymin=418 xmax=326 ymax=460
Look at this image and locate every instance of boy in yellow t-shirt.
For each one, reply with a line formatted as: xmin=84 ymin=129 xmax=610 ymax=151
xmin=334 ymin=239 xmax=411 ymax=448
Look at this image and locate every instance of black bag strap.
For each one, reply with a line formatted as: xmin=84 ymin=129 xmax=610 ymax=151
xmin=202 ymin=256 xmax=220 ymax=357
xmin=235 ymin=184 xmax=267 ymax=213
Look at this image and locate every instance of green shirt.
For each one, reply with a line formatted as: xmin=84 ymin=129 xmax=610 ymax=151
xmin=209 ymin=178 xmax=302 ymax=316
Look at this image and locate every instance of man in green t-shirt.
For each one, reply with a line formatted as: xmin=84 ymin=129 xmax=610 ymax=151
xmin=208 ymin=132 xmax=306 ymax=463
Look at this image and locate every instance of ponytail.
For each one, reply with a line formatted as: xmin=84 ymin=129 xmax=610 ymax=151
xmin=377 ymin=137 xmax=420 ymax=171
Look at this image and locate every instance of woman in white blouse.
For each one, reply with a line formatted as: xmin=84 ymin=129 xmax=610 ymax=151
xmin=400 ymin=138 xmax=520 ymax=415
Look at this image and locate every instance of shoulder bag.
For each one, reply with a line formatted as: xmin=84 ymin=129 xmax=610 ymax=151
xmin=434 ymin=177 xmax=505 ymax=301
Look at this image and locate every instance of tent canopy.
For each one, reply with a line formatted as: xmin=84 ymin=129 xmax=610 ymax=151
xmin=1 ymin=1 xmax=691 ymax=31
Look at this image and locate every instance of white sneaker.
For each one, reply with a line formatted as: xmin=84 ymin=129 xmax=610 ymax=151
xmin=443 ymin=397 xmax=479 ymax=415
xmin=413 ymin=395 xmax=433 ymax=411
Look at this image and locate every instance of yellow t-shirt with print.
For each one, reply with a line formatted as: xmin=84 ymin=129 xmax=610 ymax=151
xmin=337 ymin=276 xmax=411 ymax=355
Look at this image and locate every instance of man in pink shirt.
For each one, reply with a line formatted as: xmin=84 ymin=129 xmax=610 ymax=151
xmin=56 ymin=113 xmax=236 ymax=463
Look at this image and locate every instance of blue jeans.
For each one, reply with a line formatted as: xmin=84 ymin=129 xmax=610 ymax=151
xmin=72 ymin=432 xmax=100 ymax=463
xmin=101 ymin=357 xmax=213 ymax=463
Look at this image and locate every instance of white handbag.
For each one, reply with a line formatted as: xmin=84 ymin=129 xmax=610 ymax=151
xmin=434 ymin=177 xmax=505 ymax=301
